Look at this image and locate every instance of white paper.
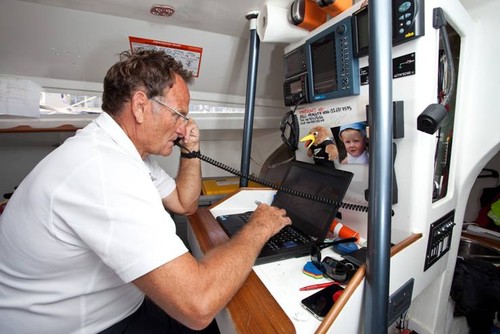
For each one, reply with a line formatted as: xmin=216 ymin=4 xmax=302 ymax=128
xmin=0 ymin=77 xmax=41 ymax=117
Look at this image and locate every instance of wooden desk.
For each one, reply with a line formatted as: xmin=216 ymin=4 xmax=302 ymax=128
xmin=188 ymin=207 xmax=296 ymax=334
xmin=187 ymin=191 xmax=422 ymax=334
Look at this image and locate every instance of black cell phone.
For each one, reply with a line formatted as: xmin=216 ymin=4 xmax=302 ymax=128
xmin=300 ymin=284 xmax=345 ymax=320
xmin=343 ymin=247 xmax=367 ymax=267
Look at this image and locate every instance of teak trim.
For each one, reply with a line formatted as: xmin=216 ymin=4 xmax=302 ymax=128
xmin=189 ymin=188 xmax=422 ymax=334
xmin=187 ymin=207 xmax=296 ymax=334
xmin=315 ymin=264 xmax=366 ymax=334
xmin=0 ymin=124 xmax=79 ymax=133
xmin=315 ymin=232 xmax=422 ymax=334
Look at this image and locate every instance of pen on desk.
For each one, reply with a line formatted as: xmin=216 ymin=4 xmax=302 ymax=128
xmin=299 ymin=282 xmax=337 ymax=291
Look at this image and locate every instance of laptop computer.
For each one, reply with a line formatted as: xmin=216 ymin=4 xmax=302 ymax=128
xmin=216 ymin=161 xmax=353 ymax=265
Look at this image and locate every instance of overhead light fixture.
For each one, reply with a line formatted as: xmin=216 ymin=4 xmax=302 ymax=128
xmin=150 ymin=4 xmax=175 ymax=17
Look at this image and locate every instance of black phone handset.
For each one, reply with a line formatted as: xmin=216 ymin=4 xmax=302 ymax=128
xmin=174 ymin=140 xmax=368 ymax=212
xmin=173 ymin=138 xmax=182 ymax=147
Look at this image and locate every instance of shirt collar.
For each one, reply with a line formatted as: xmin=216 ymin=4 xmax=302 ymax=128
xmin=93 ymin=112 xmax=149 ymax=172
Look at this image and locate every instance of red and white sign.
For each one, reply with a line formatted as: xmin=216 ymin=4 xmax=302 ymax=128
xmin=129 ymin=36 xmax=203 ymax=77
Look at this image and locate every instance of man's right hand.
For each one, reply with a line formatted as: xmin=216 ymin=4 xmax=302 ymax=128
xmin=135 ymin=202 xmax=291 ymax=329
xmin=247 ymin=203 xmax=292 ymax=240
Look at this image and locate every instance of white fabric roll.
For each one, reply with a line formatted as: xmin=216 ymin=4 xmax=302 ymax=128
xmin=257 ymin=2 xmax=309 ymax=43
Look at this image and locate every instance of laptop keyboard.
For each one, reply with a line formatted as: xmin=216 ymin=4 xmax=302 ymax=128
xmin=239 ymin=211 xmax=310 ymax=250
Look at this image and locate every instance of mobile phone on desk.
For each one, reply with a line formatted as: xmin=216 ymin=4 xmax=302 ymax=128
xmin=300 ymin=283 xmax=344 ymax=320
xmin=343 ymin=247 xmax=367 ymax=267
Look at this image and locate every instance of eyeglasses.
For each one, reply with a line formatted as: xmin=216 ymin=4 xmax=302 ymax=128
xmin=310 ymin=244 xmax=356 ymax=283
xmin=150 ymin=98 xmax=190 ymax=124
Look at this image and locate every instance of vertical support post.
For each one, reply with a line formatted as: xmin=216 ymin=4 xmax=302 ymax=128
xmin=240 ymin=12 xmax=260 ymax=187
xmin=365 ymin=0 xmax=393 ymax=333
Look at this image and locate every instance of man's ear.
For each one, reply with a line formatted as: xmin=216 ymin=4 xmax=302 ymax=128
xmin=131 ymin=91 xmax=149 ymax=124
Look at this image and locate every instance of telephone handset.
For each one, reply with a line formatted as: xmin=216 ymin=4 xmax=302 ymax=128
xmin=174 ymin=139 xmax=368 ymax=212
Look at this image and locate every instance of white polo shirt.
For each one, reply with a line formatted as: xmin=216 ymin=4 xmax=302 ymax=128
xmin=0 ymin=113 xmax=188 ymax=334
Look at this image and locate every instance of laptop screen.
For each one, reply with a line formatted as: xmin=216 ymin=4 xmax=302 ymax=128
xmin=271 ymin=162 xmax=353 ymax=241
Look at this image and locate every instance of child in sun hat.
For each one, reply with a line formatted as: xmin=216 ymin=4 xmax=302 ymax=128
xmin=339 ymin=122 xmax=369 ymax=164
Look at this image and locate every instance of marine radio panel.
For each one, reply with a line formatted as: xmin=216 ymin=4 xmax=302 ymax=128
xmin=283 ymin=45 xmax=309 ymax=106
xmin=283 ymin=73 xmax=308 ymax=106
xmin=283 ymin=45 xmax=307 ymax=79
xmin=306 ymin=16 xmax=360 ymax=102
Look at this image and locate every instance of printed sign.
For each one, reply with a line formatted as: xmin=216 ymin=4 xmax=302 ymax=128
xmin=129 ymin=36 xmax=203 ymax=77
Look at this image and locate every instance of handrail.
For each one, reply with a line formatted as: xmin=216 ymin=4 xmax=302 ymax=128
xmin=315 ymin=233 xmax=422 ymax=334
xmin=315 ymin=264 xmax=366 ymax=334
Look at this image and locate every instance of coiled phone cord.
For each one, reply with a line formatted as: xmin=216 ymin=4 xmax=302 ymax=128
xmin=175 ymin=142 xmax=369 ymax=212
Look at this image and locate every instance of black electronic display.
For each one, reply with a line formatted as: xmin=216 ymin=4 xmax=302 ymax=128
xmin=352 ymin=5 xmax=369 ymax=57
xmin=310 ymin=33 xmax=338 ymax=95
xmin=283 ymin=46 xmax=309 ymax=106
xmin=306 ymin=16 xmax=360 ymax=102
xmin=283 ymin=73 xmax=308 ymax=106
xmin=393 ymin=0 xmax=425 ymax=45
xmin=352 ymin=0 xmax=425 ymax=58
xmin=283 ymin=45 xmax=307 ymax=79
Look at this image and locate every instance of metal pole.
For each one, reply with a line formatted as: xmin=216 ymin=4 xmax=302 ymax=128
xmin=240 ymin=12 xmax=260 ymax=187
xmin=365 ymin=0 xmax=393 ymax=332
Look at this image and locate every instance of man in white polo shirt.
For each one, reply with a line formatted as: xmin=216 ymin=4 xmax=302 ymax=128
xmin=0 ymin=49 xmax=291 ymax=333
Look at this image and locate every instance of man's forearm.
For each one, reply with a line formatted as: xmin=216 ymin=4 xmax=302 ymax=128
xmin=176 ymin=155 xmax=202 ymax=213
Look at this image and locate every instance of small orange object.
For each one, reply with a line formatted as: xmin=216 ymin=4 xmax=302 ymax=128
xmin=300 ymin=0 xmax=327 ymax=31
xmin=330 ymin=220 xmax=360 ymax=240
xmin=319 ymin=0 xmax=353 ymax=18
xmin=290 ymin=0 xmax=327 ymax=31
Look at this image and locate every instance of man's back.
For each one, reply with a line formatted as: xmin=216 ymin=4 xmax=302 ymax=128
xmin=0 ymin=114 xmax=186 ymax=333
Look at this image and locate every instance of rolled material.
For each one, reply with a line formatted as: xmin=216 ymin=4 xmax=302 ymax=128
xmin=257 ymin=2 xmax=309 ymax=43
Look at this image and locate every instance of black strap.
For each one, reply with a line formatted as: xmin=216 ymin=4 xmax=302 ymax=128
xmin=180 ymin=150 xmax=200 ymax=159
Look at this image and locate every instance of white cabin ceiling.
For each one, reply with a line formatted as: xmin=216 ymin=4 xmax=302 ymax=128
xmin=16 ymin=0 xmax=294 ymax=39
xmin=15 ymin=0 xmax=485 ymax=39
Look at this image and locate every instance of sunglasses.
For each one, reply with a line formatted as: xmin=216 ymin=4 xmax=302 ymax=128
xmin=310 ymin=244 xmax=357 ymax=283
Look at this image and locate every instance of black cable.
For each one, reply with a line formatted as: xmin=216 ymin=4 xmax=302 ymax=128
xmin=440 ymin=25 xmax=455 ymax=106
xmin=433 ymin=8 xmax=455 ymax=106
xmin=175 ymin=141 xmax=369 ymax=212
xmin=280 ymin=99 xmax=302 ymax=150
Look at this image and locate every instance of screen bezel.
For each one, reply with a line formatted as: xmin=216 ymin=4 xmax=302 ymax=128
xmin=304 ymin=16 xmax=360 ymax=102
xmin=271 ymin=161 xmax=353 ymax=240
xmin=352 ymin=5 xmax=369 ymax=58
xmin=309 ymin=32 xmax=338 ymax=96
xmin=283 ymin=45 xmax=306 ymax=79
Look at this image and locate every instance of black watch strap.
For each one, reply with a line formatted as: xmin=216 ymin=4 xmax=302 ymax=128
xmin=180 ymin=150 xmax=200 ymax=159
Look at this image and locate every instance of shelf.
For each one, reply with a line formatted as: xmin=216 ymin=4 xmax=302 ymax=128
xmin=0 ymin=114 xmax=96 ymax=133
xmin=0 ymin=112 xmax=283 ymax=134
xmin=0 ymin=124 xmax=80 ymax=133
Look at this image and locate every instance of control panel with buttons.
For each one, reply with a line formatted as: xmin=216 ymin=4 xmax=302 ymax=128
xmin=424 ymin=210 xmax=456 ymax=271
xmin=393 ymin=0 xmax=425 ymax=45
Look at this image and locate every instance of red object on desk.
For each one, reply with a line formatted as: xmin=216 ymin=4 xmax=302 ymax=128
xmin=299 ymin=282 xmax=337 ymax=291
xmin=333 ymin=289 xmax=343 ymax=302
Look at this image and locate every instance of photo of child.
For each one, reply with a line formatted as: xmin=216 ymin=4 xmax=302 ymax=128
xmin=332 ymin=122 xmax=369 ymax=165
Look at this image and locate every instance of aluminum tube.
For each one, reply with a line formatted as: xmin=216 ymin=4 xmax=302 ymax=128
xmin=365 ymin=0 xmax=394 ymax=333
xmin=240 ymin=15 xmax=260 ymax=187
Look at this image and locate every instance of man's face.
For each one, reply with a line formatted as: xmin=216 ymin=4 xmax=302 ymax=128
xmin=142 ymin=75 xmax=190 ymax=157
